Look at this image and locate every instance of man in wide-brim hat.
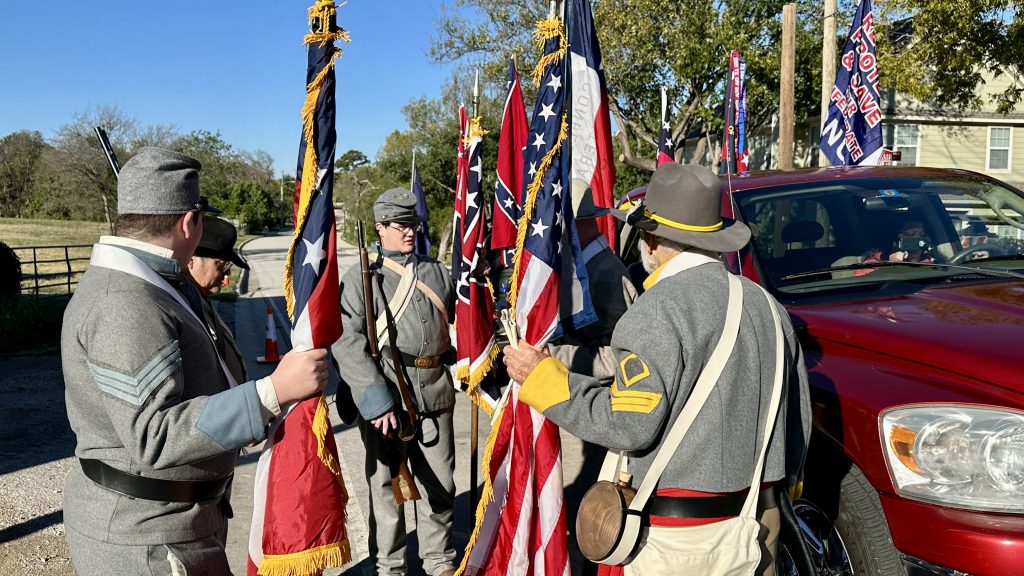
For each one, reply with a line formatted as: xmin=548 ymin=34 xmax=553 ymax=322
xmin=503 ymin=163 xmax=811 ymax=575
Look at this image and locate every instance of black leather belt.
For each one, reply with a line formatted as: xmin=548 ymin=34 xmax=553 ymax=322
xmin=648 ymin=486 xmax=777 ymax=519
xmin=382 ymin=347 xmax=444 ymax=369
xmin=80 ymin=458 xmax=231 ymax=503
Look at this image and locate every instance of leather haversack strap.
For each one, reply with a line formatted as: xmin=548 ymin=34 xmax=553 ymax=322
xmin=647 ymin=486 xmax=777 ymax=520
xmin=80 ymin=458 xmax=231 ymax=503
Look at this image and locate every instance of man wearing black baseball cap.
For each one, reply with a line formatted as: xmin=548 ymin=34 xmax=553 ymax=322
xmin=189 ymin=215 xmax=250 ymax=298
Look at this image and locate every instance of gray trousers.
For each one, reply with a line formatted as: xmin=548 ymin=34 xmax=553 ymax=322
xmin=66 ymin=525 xmax=232 ymax=576
xmin=358 ymin=409 xmax=456 ymax=576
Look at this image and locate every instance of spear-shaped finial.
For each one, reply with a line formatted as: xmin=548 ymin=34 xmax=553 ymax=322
xmin=472 ymin=69 xmax=480 ymax=117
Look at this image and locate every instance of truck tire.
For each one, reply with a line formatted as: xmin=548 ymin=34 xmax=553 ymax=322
xmin=835 ymin=465 xmax=903 ymax=576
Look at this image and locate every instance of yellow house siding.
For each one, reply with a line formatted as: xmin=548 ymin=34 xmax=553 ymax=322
xmin=917 ymin=125 xmax=986 ymax=170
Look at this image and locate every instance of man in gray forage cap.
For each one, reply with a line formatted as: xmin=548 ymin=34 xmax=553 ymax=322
xmin=503 ymin=163 xmax=811 ymax=575
xmin=332 ymin=187 xmax=458 ymax=576
xmin=61 ymin=146 xmax=328 ymax=574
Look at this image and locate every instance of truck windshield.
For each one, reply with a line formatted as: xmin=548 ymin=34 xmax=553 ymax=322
xmin=738 ymin=177 xmax=1024 ymax=295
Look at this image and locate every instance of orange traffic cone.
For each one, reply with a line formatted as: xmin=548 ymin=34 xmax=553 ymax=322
xmin=256 ymin=306 xmax=281 ymax=364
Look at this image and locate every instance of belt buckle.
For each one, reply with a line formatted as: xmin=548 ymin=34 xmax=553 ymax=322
xmin=414 ymin=357 xmax=433 ymax=369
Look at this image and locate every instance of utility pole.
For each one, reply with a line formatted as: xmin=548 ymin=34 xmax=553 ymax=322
xmin=779 ymin=3 xmax=796 ymax=170
xmin=819 ymin=0 xmax=837 ymax=167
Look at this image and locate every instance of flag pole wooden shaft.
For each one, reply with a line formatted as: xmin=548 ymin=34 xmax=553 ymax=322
xmin=779 ymin=3 xmax=797 ymax=170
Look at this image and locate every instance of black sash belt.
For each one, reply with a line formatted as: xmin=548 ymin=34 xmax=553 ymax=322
xmin=648 ymin=486 xmax=777 ymax=519
xmin=80 ymin=458 xmax=231 ymax=503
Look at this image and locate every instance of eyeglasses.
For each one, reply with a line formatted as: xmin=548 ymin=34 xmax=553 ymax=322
xmin=207 ymin=258 xmax=232 ymax=272
xmin=386 ymin=222 xmax=421 ymax=234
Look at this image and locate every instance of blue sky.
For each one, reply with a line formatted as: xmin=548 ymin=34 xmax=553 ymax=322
xmin=0 ymin=0 xmax=457 ymax=176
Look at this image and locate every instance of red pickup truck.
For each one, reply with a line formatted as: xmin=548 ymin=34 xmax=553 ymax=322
xmin=721 ymin=166 xmax=1024 ymax=576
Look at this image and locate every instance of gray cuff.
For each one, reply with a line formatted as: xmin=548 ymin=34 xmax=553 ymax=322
xmin=357 ymin=383 xmax=395 ymax=421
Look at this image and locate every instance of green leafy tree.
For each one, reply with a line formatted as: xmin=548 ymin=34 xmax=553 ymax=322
xmin=225 ymin=181 xmax=276 ymax=231
xmin=0 ymin=131 xmax=48 ymax=218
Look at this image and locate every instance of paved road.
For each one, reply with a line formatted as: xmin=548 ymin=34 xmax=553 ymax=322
xmin=227 ymin=233 xmax=591 ymax=575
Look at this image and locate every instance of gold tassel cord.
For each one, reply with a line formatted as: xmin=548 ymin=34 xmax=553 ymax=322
xmin=312 ymin=395 xmax=348 ymax=492
xmin=283 ymin=0 xmax=350 ymax=318
xmin=531 ymin=18 xmax=567 ymax=85
xmin=258 ymin=540 xmax=352 ymax=576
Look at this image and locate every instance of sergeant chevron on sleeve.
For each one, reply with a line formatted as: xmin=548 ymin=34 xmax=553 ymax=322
xmin=60 ymin=147 xmax=328 ymax=575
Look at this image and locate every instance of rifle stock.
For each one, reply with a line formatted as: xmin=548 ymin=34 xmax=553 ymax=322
xmin=357 ymin=222 xmax=421 ymax=504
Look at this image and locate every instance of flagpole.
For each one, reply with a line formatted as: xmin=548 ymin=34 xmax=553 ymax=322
xmin=469 ymin=67 xmax=481 ymax=521
xmin=410 ymin=150 xmax=416 ymax=190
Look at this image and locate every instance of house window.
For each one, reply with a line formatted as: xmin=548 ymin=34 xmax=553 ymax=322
xmin=883 ymin=124 xmax=919 ymax=165
xmin=988 ymin=127 xmax=1012 ymax=171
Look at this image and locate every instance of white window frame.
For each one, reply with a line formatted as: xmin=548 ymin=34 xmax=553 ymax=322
xmin=892 ymin=124 xmax=920 ymax=166
xmin=986 ymin=126 xmax=1013 ymax=172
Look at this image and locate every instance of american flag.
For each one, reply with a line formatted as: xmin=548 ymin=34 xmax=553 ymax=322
xmin=820 ymin=0 xmax=884 ymax=165
xmin=453 ymin=117 xmax=500 ymax=412
xmin=720 ymin=50 xmax=750 ymax=175
xmin=411 ymin=153 xmax=432 ymax=256
xmin=248 ymin=2 xmax=350 ymax=574
xmin=657 ymin=86 xmax=675 ymax=166
xmin=491 ymin=57 xmax=529 ymax=268
xmin=458 ymin=13 xmax=596 ymax=576
xmin=566 ymin=0 xmax=616 ymax=251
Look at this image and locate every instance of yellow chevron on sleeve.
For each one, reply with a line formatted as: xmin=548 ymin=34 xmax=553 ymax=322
xmin=618 ymin=353 xmax=651 ymax=387
xmin=609 ymin=381 xmax=661 ymax=413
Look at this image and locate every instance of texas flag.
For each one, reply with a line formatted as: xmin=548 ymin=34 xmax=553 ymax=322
xmin=566 ymin=0 xmax=616 ymax=250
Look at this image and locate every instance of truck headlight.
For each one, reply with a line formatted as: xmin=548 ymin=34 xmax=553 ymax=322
xmin=881 ymin=405 xmax=1024 ymax=512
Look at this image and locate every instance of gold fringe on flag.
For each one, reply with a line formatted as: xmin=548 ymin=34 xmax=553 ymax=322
xmin=258 ymin=540 xmax=352 ymax=576
xmin=531 ymin=18 xmax=567 ymax=85
xmin=284 ymin=0 xmax=351 ymax=319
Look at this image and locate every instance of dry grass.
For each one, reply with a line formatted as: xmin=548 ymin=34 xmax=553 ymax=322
xmin=0 ymin=217 xmax=108 ymax=248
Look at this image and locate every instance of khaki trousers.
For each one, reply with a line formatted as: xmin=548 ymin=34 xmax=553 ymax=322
xmin=623 ymin=505 xmax=780 ymax=576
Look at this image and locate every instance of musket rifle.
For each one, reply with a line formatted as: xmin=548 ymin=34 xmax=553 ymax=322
xmin=357 ymin=221 xmax=421 ymax=504
xmin=94 ymin=127 xmax=120 ymax=177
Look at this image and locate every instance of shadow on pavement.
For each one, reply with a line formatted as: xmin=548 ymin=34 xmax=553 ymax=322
xmin=0 ymin=510 xmax=63 ymax=545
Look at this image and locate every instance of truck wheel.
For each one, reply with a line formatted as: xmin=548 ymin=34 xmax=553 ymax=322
xmin=835 ymin=465 xmax=903 ymax=576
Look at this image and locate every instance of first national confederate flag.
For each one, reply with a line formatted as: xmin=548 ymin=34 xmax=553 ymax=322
xmin=248 ymin=2 xmax=350 ymax=575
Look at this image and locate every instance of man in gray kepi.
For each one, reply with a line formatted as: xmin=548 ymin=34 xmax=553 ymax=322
xmin=333 ymin=187 xmax=457 ymax=576
xmin=504 ymin=163 xmax=811 ymax=574
xmin=61 ymin=147 xmax=328 ymax=574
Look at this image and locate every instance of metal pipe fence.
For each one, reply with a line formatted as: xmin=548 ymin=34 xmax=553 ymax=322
xmin=12 ymin=244 xmax=93 ymax=298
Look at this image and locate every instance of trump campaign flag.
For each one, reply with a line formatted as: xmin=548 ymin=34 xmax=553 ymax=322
xmin=248 ymin=2 xmax=350 ymax=574
xmin=491 ymin=57 xmax=529 ymax=268
xmin=566 ymin=0 xmax=616 ymax=250
xmin=453 ymin=117 xmax=500 ymax=412
xmin=657 ymin=86 xmax=675 ymax=166
xmin=820 ymin=0 xmax=884 ymax=166
xmin=411 ymin=152 xmax=432 ymax=256
xmin=458 ymin=12 xmax=596 ymax=576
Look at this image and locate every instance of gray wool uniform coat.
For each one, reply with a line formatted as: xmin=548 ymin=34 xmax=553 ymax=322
xmin=335 ymin=247 xmax=456 ymax=419
xmin=61 ymin=241 xmax=272 ymax=548
xmin=520 ymin=256 xmax=812 ymax=493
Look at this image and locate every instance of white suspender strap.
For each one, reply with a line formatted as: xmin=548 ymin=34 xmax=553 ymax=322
xmin=374 ymin=260 xmax=418 ymax=342
xmin=381 ymin=256 xmax=449 ymax=324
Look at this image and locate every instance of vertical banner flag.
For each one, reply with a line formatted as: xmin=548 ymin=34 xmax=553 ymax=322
xmin=454 ymin=118 xmax=500 ymax=413
xmin=566 ymin=0 xmax=617 ymax=251
xmin=411 ymin=153 xmax=432 ymax=256
xmin=450 ymin=105 xmax=469 ymax=286
xmin=720 ymin=50 xmax=749 ymax=175
xmin=491 ymin=57 xmax=530 ymax=268
xmin=657 ymin=86 xmax=675 ymax=166
xmin=819 ymin=0 xmax=884 ymax=166
xmin=249 ymin=2 xmax=350 ymax=575
xmin=458 ymin=11 xmax=596 ymax=576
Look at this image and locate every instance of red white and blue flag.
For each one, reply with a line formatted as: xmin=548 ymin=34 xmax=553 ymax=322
xmin=720 ymin=50 xmax=750 ymax=175
xmin=657 ymin=86 xmax=674 ymax=166
xmin=491 ymin=57 xmax=529 ymax=268
xmin=453 ymin=117 xmax=500 ymax=412
xmin=249 ymin=2 xmax=350 ymax=575
xmin=566 ymin=0 xmax=616 ymax=250
xmin=820 ymin=0 xmax=884 ymax=166
xmin=458 ymin=13 xmax=596 ymax=576
xmin=411 ymin=153 xmax=432 ymax=256
xmin=450 ymin=105 xmax=469 ymax=287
